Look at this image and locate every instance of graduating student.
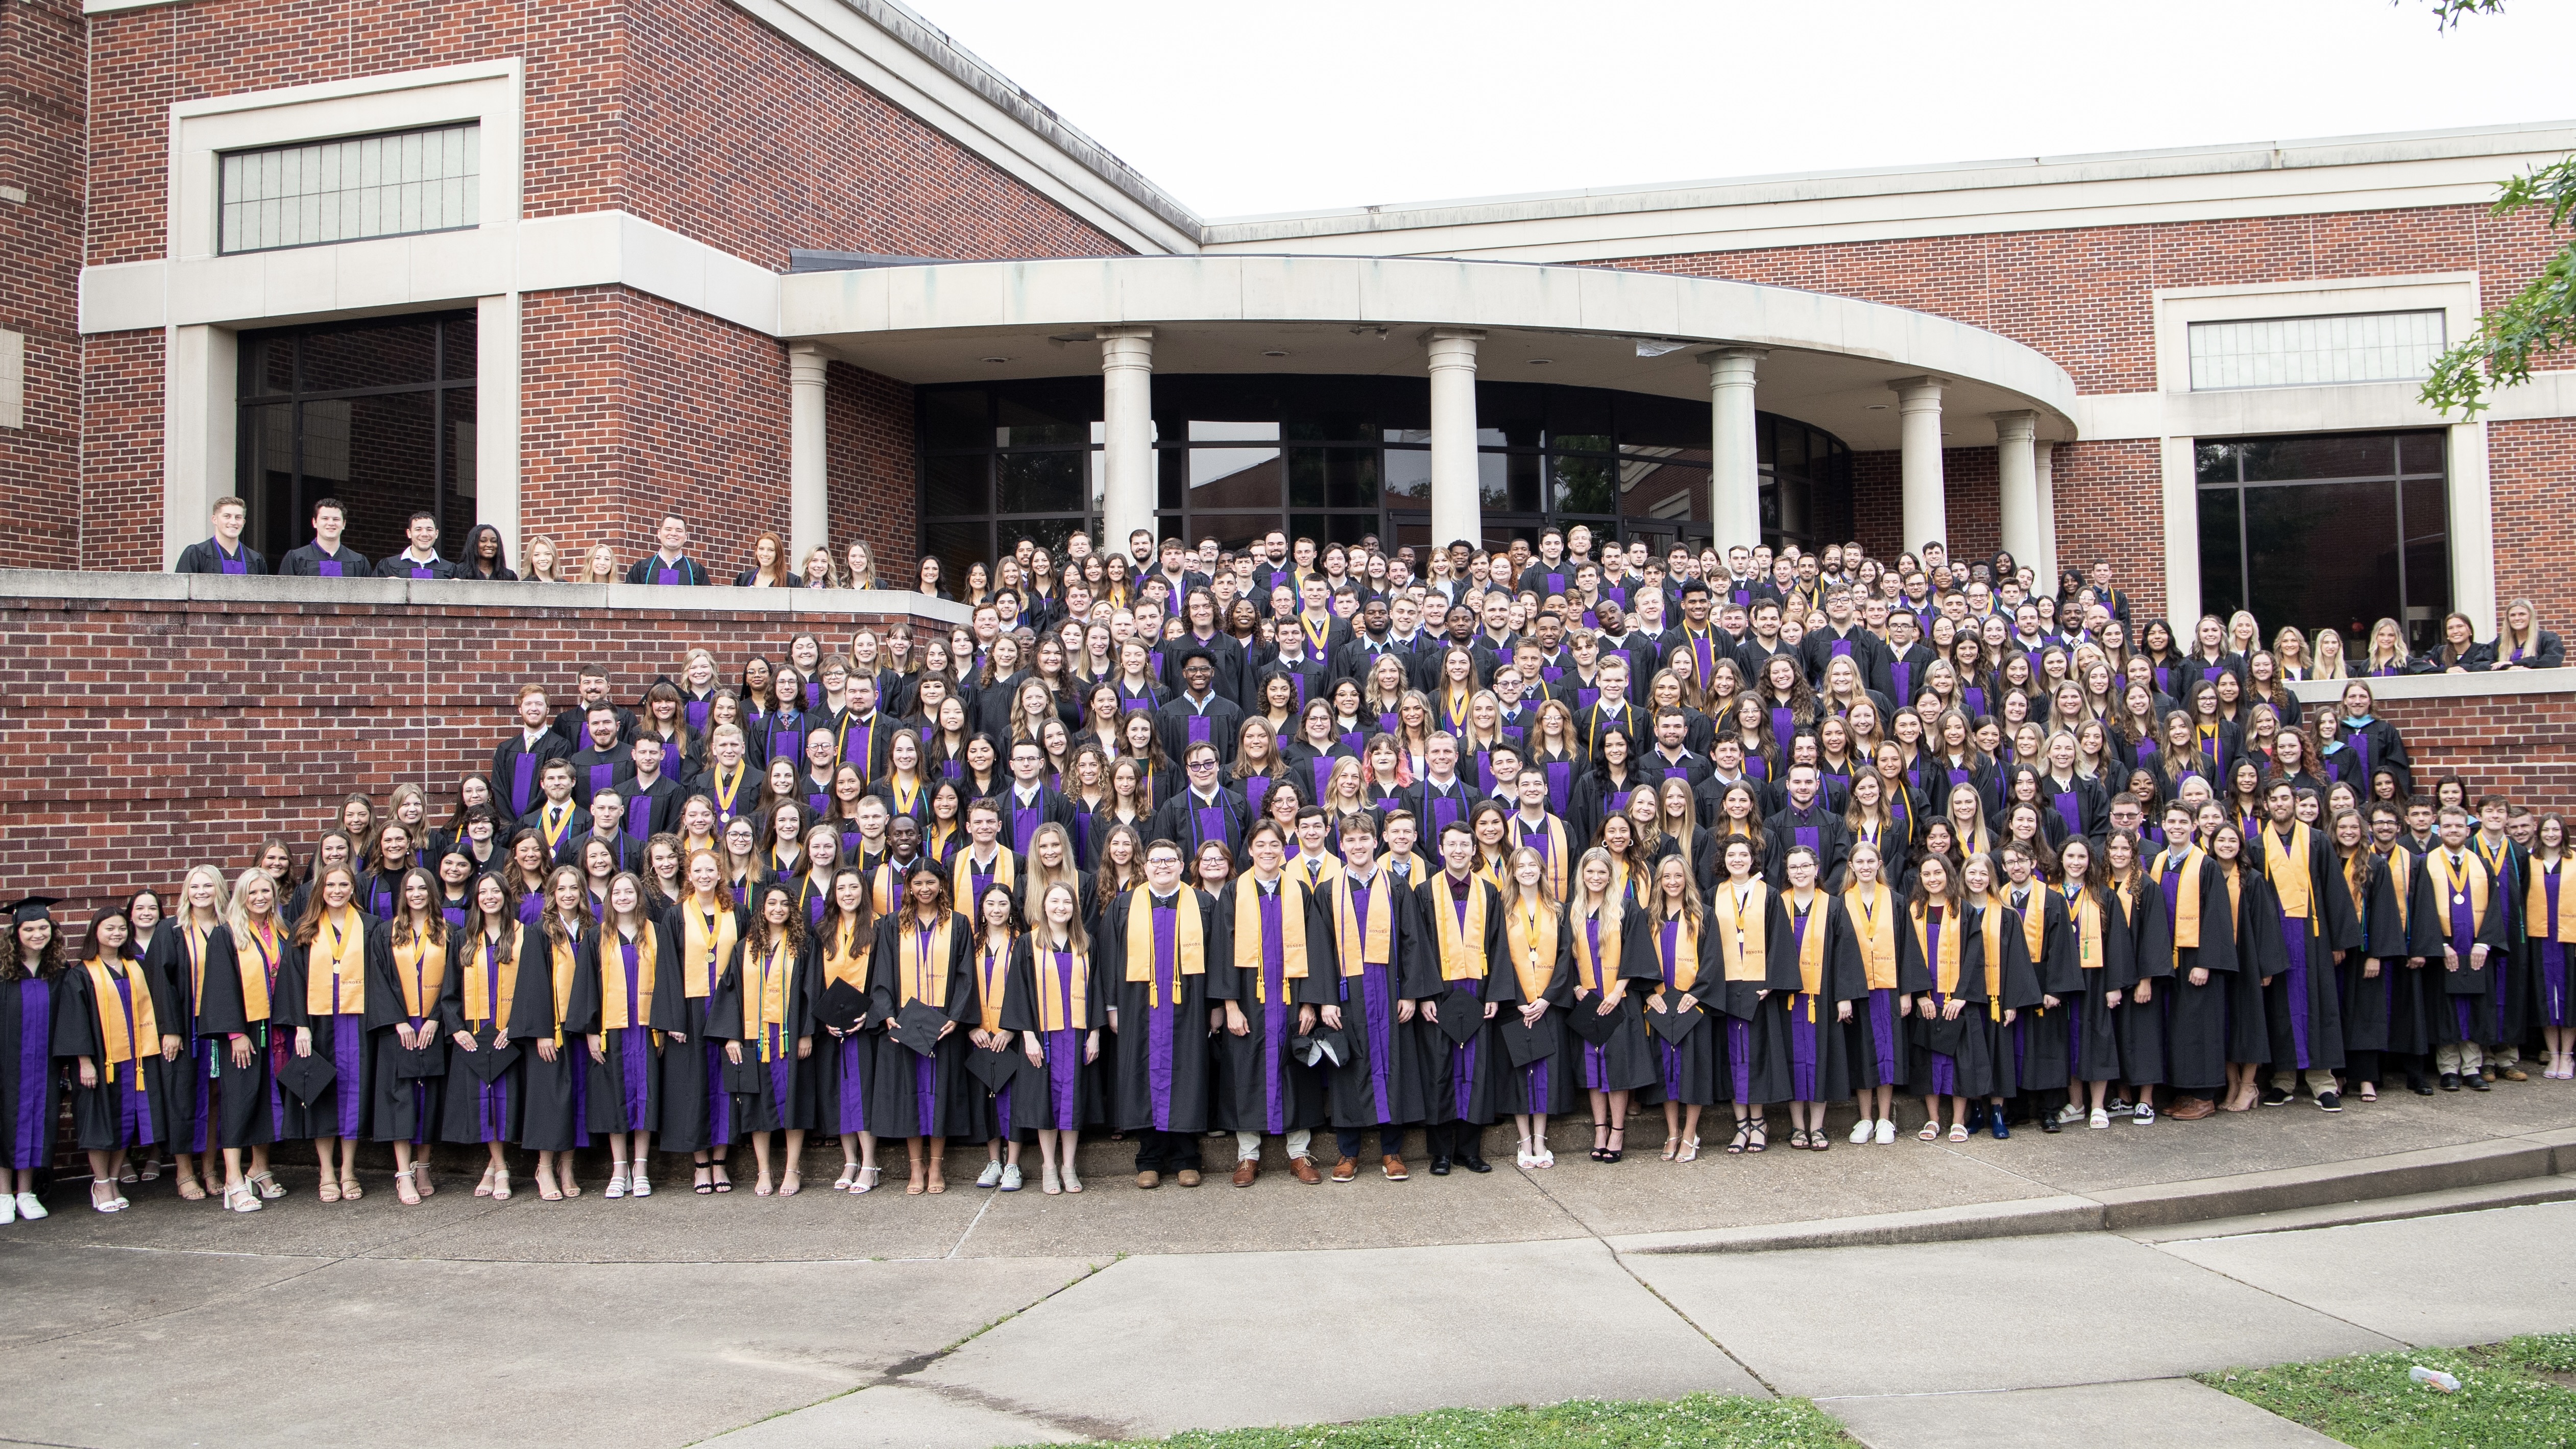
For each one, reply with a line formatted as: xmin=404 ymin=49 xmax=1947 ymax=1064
xmin=1902 ymin=855 xmax=1990 ymax=1142
xmin=1994 ymin=842 xmax=2074 ymax=1134
xmin=142 ymin=866 xmax=226 ymax=1202
xmin=870 ymin=862 xmax=976 ymax=1195
xmin=1098 ymin=839 xmax=1219 ymax=1189
xmin=278 ymin=864 xmax=374 ymax=1201
xmin=1839 ymin=841 xmax=1917 ymax=1145
xmin=625 ymin=515 xmax=713 ymax=586
xmin=0 ymin=898 xmax=64 ymax=1221
xmin=1496 ymin=846 xmax=1573 ymax=1170
xmin=2530 ymin=813 xmax=2576 ymax=1080
xmin=1778 ymin=846 xmax=1864 ymax=1152
xmin=2052 ymin=837 xmax=2131 ymax=1130
xmin=372 ymin=512 xmax=454 ymax=579
xmin=363 ymin=870 xmax=451 ymax=1204
xmin=663 ymin=850 xmax=746 ymax=1192
xmin=57 ymin=909 xmax=181 ymax=1214
xmin=493 ymin=685 xmax=572 ymax=822
xmin=711 ymin=882 xmax=816 ymax=1196
xmin=1147 ymin=741 xmax=1248 ymax=859
xmin=965 ymin=885 xmax=1027 ymax=1192
xmin=1320 ymin=812 xmax=1434 ymax=1181
xmin=276 ymin=497 xmax=370 ymax=577
xmin=173 ymin=495 xmax=267 ymax=575
xmin=438 ymin=872 xmax=525 ymax=1200
xmin=1708 ymin=837 xmax=1800 ymax=1154
xmin=1415 ymin=819 xmax=1513 ymax=1174
xmin=812 ymin=868 xmax=882 ymax=1194
xmin=2149 ymin=805 xmax=2240 ymax=1119
xmin=2426 ymin=806 xmax=2511 ymax=1090
xmin=2335 ymin=808 xmax=2432 ymax=1102
xmin=197 ymin=868 xmax=289 ymax=1210
xmin=512 ymin=867 xmax=601 ymax=1201
xmin=2249 ymin=780 xmax=2362 ymax=1109
xmin=1207 ymin=822 xmax=1339 ymax=1187
xmin=1003 ymin=881 xmax=1106 ymax=1195
xmin=1562 ymin=847 xmax=1656 ymax=1164
xmin=588 ymin=873 xmax=679 ymax=1198
xmin=2208 ymin=822 xmax=2279 ymax=1115
xmin=1158 ymin=648 xmax=1245 ymax=767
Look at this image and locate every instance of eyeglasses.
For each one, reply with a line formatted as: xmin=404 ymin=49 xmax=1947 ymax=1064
xmin=1189 ymin=759 xmax=1218 ymax=771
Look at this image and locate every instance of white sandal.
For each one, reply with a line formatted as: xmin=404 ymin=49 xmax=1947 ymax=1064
xmin=604 ymin=1169 xmax=628 ymax=1200
xmin=226 ymin=1181 xmax=264 ymax=1213
xmin=491 ymin=1167 xmax=512 ymax=1201
xmin=630 ymin=1168 xmax=651 ymax=1198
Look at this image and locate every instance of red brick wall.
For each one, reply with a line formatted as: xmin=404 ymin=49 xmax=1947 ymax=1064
xmin=825 ymin=360 xmax=915 ymax=584
xmin=0 ymin=0 xmax=86 ymax=568
xmin=2052 ymin=438 xmax=2168 ymax=622
xmin=0 ymin=584 xmax=956 ymax=925
xmin=2487 ymin=416 xmax=2576 ymax=633
xmin=80 ymin=332 xmax=163 ymax=571
xmin=1847 ymin=444 xmax=2000 ymax=571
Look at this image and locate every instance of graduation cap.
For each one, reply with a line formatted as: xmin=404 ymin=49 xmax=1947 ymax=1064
xmin=816 ymin=980 xmax=867 ymax=1034
xmin=1292 ymin=1024 xmax=1349 ymax=1068
xmin=1432 ymin=988 xmax=1486 ymax=1045
xmin=1564 ymin=997 xmax=1624 ymax=1046
xmin=1922 ymin=1010 xmax=1972 ymax=1058
xmin=965 ymin=1046 xmax=1020 ymax=1092
xmin=891 ymin=1000 xmax=947 ymax=1056
xmin=459 ymin=1036 xmax=520 ymax=1082
xmin=276 ymin=1049 xmax=338 ymax=1106
xmin=1499 ymin=1016 xmax=1553 ymax=1068
xmin=4 ymin=896 xmax=58 ymax=927
xmin=393 ymin=1039 xmax=447 ymax=1080
xmin=1647 ymin=997 xmax=1704 ymax=1045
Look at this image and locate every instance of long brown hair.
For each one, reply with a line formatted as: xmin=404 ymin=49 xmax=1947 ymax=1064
xmin=747 ymin=881 xmax=809 ymax=958
xmin=389 ymin=865 xmax=447 ymax=950
xmin=291 ymin=864 xmax=361 ymax=946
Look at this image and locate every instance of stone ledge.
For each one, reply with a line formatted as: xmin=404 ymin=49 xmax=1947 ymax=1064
xmin=0 ymin=569 xmax=969 ymax=624
xmin=2291 ymin=668 xmax=2576 ymax=705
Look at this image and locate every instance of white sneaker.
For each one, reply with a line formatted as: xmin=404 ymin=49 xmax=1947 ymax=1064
xmin=17 ymin=1192 xmax=46 ymax=1220
xmin=0 ymin=1193 xmax=14 ymax=1224
xmin=1875 ymin=1118 xmax=1897 ymax=1145
xmin=999 ymin=1165 xmax=1023 ymax=1192
xmin=2133 ymin=1103 xmax=2156 ymax=1125
xmin=1850 ymin=1119 xmax=1874 ymax=1145
xmin=975 ymin=1161 xmax=1005 ymax=1189
xmin=2088 ymin=1108 xmax=2111 ymax=1129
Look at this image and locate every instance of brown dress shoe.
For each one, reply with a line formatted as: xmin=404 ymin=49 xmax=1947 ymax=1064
xmin=1381 ymin=1154 xmax=1410 ymax=1181
xmin=2499 ymin=1066 xmax=2530 ymax=1082
xmin=1174 ymin=1168 xmax=1202 ymax=1188
xmin=1330 ymin=1158 xmax=1358 ymax=1182
xmin=1231 ymin=1160 xmax=1259 ymax=1188
xmin=2169 ymin=1097 xmax=2217 ymax=1120
xmin=1135 ymin=1170 xmax=1161 ymax=1190
xmin=1290 ymin=1156 xmax=1323 ymax=1185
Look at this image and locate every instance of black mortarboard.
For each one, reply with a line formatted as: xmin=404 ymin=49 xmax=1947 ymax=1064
xmin=1433 ymin=988 xmax=1486 ymax=1045
xmin=892 ymin=1000 xmax=946 ymax=1056
xmin=460 ymin=1037 xmax=520 ymax=1082
xmin=276 ymin=1049 xmax=338 ymax=1105
xmin=1564 ymin=997 xmax=1623 ymax=1046
xmin=1647 ymin=997 xmax=1703 ymax=1044
xmin=1923 ymin=1010 xmax=1971 ymax=1057
xmin=1291 ymin=1025 xmax=1349 ymax=1069
xmin=1499 ymin=1016 xmax=1553 ymax=1068
xmin=964 ymin=1046 xmax=1019 ymax=1091
xmin=5 ymin=897 xmax=59 ymax=927
xmin=817 ymin=980 xmax=867 ymax=1034
xmin=393 ymin=1040 xmax=446 ymax=1080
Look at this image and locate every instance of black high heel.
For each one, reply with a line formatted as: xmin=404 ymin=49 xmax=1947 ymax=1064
xmin=1600 ymin=1127 xmax=1624 ymax=1164
xmin=1589 ymin=1120 xmax=1611 ymax=1162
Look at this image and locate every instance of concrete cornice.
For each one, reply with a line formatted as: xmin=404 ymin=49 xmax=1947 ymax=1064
xmin=0 ymin=570 xmax=973 ymax=624
xmin=2289 ymin=668 xmax=2576 ymax=706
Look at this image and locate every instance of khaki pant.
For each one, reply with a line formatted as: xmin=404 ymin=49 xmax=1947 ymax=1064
xmin=2436 ymin=1042 xmax=2485 ymax=1075
xmin=1236 ymin=1128 xmax=1313 ymax=1162
xmin=2270 ymin=1066 xmax=2337 ymax=1096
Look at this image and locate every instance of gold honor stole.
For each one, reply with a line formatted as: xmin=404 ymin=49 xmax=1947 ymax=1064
xmin=1432 ymin=878 xmax=1490 ymax=982
xmin=1234 ymin=880 xmax=1309 ymax=1005
xmin=598 ymin=924 xmax=660 ymax=1032
xmin=2529 ymin=859 xmax=2576 ymax=943
xmin=1512 ymin=816 xmax=1569 ymax=897
xmin=2152 ymin=847 xmax=2206 ymax=949
xmin=1653 ymin=909 xmax=1703 ymax=999
xmin=1507 ymin=902 xmax=1558 ymax=1002
xmin=1036 ymin=946 xmax=1089 ymax=1032
xmin=2016 ymin=891 xmax=2049 ymax=974
xmin=741 ymin=938 xmax=793 ymax=1060
xmin=462 ymin=927 xmax=521 ymax=1026
xmin=1717 ymin=880 xmax=1768 ymax=984
xmin=899 ymin=917 xmax=956 ymax=1009
xmin=1124 ymin=890 xmax=1206 ymax=1006
xmin=1979 ymin=900 xmax=2011 ymax=1003
xmin=1332 ymin=877 xmax=1396 ymax=976
xmin=1910 ymin=907 xmax=1963 ymax=995
xmin=237 ymin=923 xmax=278 ymax=1021
xmin=1791 ymin=897 xmax=1828 ymax=1021
xmin=2430 ymin=852 xmax=2490 ymax=937
xmin=1843 ymin=884 xmax=1898 ymax=990
xmin=2064 ymin=887 xmax=2104 ymax=975
xmin=306 ymin=911 xmax=366 ymax=1016
xmin=683 ymin=906 xmax=737 ymax=998
xmin=709 ymin=765 xmax=747 ymax=818
xmin=2262 ymin=822 xmax=2315 ymax=920
xmin=822 ymin=921 xmax=869 ymax=991
xmin=1291 ymin=854 xmax=1344 ymax=895
xmin=978 ymin=932 xmax=1014 ymax=1032
xmin=2381 ymin=848 xmax=2414 ymax=934
xmin=1572 ymin=907 xmax=1623 ymax=994
xmin=1474 ymin=856 xmax=1509 ymax=893
xmin=541 ymin=801 xmax=574 ymax=852
xmin=548 ymin=936 xmax=580 ymax=1047
xmin=393 ymin=930 xmax=449 ymax=1022
xmin=83 ymin=957 xmax=159 ymax=1083
xmin=185 ymin=924 xmax=214 ymax=1016
xmin=952 ymin=849 xmax=1015 ymax=907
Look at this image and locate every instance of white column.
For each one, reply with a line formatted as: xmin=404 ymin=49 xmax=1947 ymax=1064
xmin=2447 ymin=419 xmax=2496 ymax=637
xmin=787 ymin=343 xmax=830 ymax=566
xmin=162 ymin=323 xmax=236 ymax=569
xmin=1890 ymin=376 xmax=1949 ymax=558
xmin=476 ymin=293 xmax=521 ymax=560
xmin=1099 ymin=326 xmax=1156 ymax=553
xmin=1705 ymin=347 xmax=1765 ymax=550
xmin=2158 ymin=435 xmax=2200 ymax=627
xmin=1992 ymin=409 xmax=2039 ymax=572
xmin=1426 ymin=329 xmax=1486 ymax=548
xmin=2033 ymin=439 xmax=2058 ymax=595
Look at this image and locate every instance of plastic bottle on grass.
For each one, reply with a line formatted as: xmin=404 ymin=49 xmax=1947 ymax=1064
xmin=2408 ymin=1366 xmax=2460 ymax=1392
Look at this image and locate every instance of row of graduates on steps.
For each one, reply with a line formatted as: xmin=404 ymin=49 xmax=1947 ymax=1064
xmin=5 ymin=778 xmax=2569 ymax=1214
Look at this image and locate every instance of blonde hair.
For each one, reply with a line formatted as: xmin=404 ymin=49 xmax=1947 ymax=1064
xmin=226 ymin=867 xmax=279 ymax=943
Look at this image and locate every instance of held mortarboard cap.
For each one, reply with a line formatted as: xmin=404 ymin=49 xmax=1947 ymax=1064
xmin=5 ymin=897 xmax=60 ymax=927
xmin=817 ymin=980 xmax=867 ymax=1034
xmin=1499 ymin=1016 xmax=1553 ymax=1068
xmin=1291 ymin=1025 xmax=1349 ymax=1069
xmin=1565 ymin=997 xmax=1623 ymax=1045
xmin=276 ymin=1049 xmax=339 ymax=1106
xmin=892 ymin=1000 xmax=946 ymax=1056
xmin=964 ymin=1046 xmax=1019 ymax=1091
xmin=1648 ymin=997 xmax=1704 ymax=1045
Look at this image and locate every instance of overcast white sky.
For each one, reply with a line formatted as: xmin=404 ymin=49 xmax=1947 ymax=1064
xmin=900 ymin=0 xmax=2575 ymax=220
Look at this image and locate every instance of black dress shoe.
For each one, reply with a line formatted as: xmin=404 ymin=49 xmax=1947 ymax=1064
xmin=1429 ymin=1156 xmax=1452 ymax=1176
xmin=2259 ymin=1086 xmax=2292 ymax=1107
xmin=2466 ymin=1073 xmax=2491 ymax=1092
xmin=2039 ymin=1114 xmax=2061 ymax=1133
xmin=1461 ymin=1156 xmax=1493 ymax=1174
xmin=2411 ymin=1082 xmax=2437 ymax=1095
xmin=2440 ymin=1073 xmax=2462 ymax=1091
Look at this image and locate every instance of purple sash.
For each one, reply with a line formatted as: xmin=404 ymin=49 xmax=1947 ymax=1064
xmin=318 ymin=560 xmax=343 ymax=578
xmin=1259 ymin=893 xmax=1289 ymax=1132
xmin=656 ymin=567 xmax=679 ymax=586
xmin=1149 ymin=905 xmax=1179 ymax=1130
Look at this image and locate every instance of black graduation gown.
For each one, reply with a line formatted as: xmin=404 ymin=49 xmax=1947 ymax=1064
xmin=0 ymin=973 xmax=59 ymax=1171
xmin=1636 ymin=905 xmax=1722 ymax=1107
xmin=2427 ymin=851 xmax=2513 ymax=1044
xmin=2151 ymin=854 xmax=2240 ymax=1091
xmin=1560 ymin=903 xmax=1662 ymax=1097
xmin=659 ymin=901 xmax=750 ymax=1153
xmin=1206 ymin=878 xmax=1340 ymax=1136
xmin=810 ymin=924 xmax=881 ymax=1141
xmin=1000 ymin=935 xmax=1110 ymax=1134
xmin=710 ymin=935 xmax=818 ymax=1133
xmin=504 ymin=921 xmax=601 ymax=1152
xmin=274 ymin=923 xmax=376 ymax=1142
xmin=436 ymin=924 xmax=527 ymax=1146
xmin=1322 ymin=872 xmax=1440 ymax=1130
xmin=184 ymin=925 xmax=281 ymax=1149
xmin=2108 ymin=880 xmax=2172 ymax=1086
xmin=1779 ymin=895 xmax=1865 ymax=1104
xmin=1413 ymin=875 xmax=1516 ymax=1126
xmin=1705 ymin=883 xmax=1804 ymax=1105
xmin=2003 ymin=887 xmax=2080 ymax=1094
xmin=867 ymin=912 xmax=978 ymax=1140
xmin=1902 ymin=907 xmax=1995 ymax=1097
xmin=2225 ymin=870 xmax=2283 ymax=1066
xmin=1497 ymin=909 xmax=1579 ymax=1116
xmin=1097 ymin=889 xmax=1220 ymax=1135
xmin=362 ymin=920 xmax=452 ymax=1144
xmin=54 ymin=959 xmax=180 ymax=1152
xmin=2248 ymin=827 xmax=2363 ymax=1075
xmin=2475 ymin=838 xmax=2530 ymax=1048
xmin=1842 ymin=886 xmax=1930 ymax=1093
xmin=1966 ymin=902 xmax=2044 ymax=1098
xmin=2337 ymin=852 xmax=2434 ymax=1060
xmin=584 ymin=925 xmax=684 ymax=1134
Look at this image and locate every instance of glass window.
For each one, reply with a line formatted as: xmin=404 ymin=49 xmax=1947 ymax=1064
xmin=2197 ymin=430 xmax=2447 ymax=649
xmin=2186 ymin=311 xmax=2445 ymax=391
xmin=235 ymin=311 xmax=476 ymax=563
xmin=999 ymin=451 xmax=1084 ymax=515
xmin=219 ymin=124 xmax=480 ymax=255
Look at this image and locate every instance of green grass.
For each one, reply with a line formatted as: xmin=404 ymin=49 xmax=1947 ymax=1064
xmin=2200 ymin=1333 xmax=2576 ymax=1448
xmin=1016 ymin=1394 xmax=1854 ymax=1448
